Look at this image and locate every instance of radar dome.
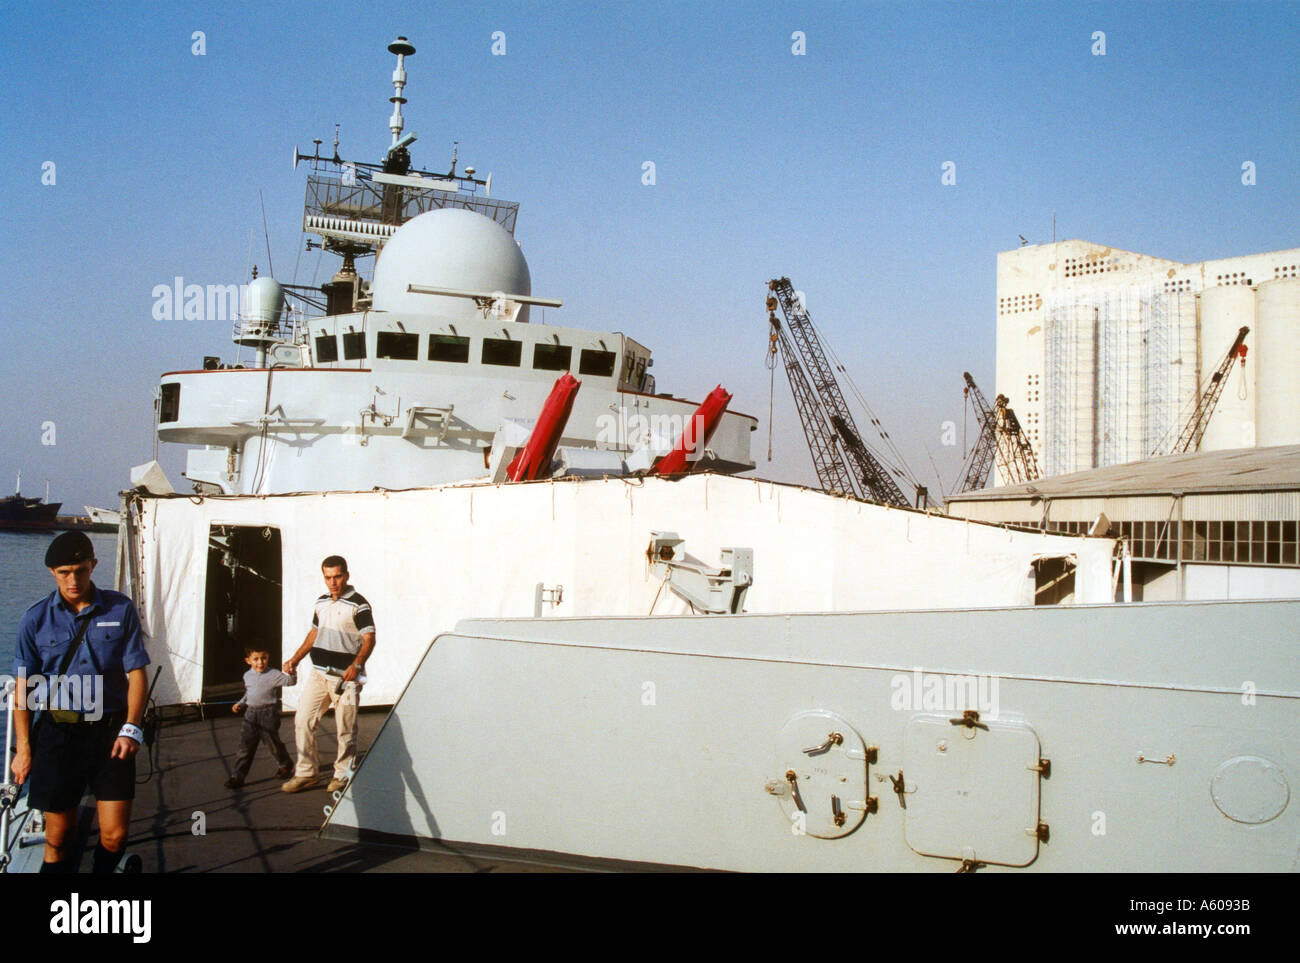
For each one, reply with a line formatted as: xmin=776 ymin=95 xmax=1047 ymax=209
xmin=371 ymin=208 xmax=532 ymax=322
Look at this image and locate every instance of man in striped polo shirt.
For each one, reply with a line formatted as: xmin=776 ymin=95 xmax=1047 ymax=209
xmin=280 ymin=555 xmax=375 ymax=793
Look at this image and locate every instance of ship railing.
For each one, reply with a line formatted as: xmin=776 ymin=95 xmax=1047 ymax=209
xmin=230 ymin=314 xmax=308 ymax=366
xmin=1 ymin=678 xmax=20 ymax=872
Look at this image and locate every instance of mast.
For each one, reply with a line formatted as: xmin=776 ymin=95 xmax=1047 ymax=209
xmin=291 ymin=36 xmax=514 ymax=318
xmin=387 ymin=36 xmax=415 ymax=149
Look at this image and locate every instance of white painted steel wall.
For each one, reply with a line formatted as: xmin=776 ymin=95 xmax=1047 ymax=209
xmin=125 ymin=475 xmax=1115 ymax=706
xmin=327 ymin=600 xmax=1300 ymax=871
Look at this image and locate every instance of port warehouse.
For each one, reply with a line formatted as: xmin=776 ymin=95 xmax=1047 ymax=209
xmin=118 ymin=473 xmax=1115 ymax=708
xmin=993 ymin=240 xmax=1300 ymax=480
xmin=946 ymin=445 xmax=1300 ymax=601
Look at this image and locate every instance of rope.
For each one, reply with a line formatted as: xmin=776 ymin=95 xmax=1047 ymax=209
xmin=765 ymin=329 xmax=778 ymax=462
xmin=803 ymin=311 xmax=922 ymax=492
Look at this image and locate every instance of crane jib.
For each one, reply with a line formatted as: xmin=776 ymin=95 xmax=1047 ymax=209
xmin=767 ymin=278 xmax=913 ymax=508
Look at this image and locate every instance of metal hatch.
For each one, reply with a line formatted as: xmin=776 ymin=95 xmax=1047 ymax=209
xmin=767 ymin=710 xmax=875 ymax=839
xmin=902 ymin=714 xmax=1047 ymax=868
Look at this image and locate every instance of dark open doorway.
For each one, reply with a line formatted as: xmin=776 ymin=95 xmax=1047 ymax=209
xmin=203 ymin=525 xmax=282 ymax=703
xmin=1033 ymin=555 xmax=1077 ymax=606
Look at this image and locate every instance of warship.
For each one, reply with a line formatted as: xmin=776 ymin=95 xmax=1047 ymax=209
xmin=3 ymin=37 xmax=1296 ymax=875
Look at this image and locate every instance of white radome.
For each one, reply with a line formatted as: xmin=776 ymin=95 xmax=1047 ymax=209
xmin=371 ymin=207 xmax=532 ymax=321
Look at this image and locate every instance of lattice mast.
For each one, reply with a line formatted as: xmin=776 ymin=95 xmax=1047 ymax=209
xmin=956 ymin=372 xmax=999 ymax=493
xmin=1171 ymin=326 xmax=1249 ymax=454
xmin=767 ymin=278 xmax=910 ymax=507
xmin=767 ymin=301 xmax=857 ymax=496
xmin=995 ymin=396 xmax=1042 ymax=484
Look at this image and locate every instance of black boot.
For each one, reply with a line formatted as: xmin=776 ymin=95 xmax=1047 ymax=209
xmin=92 ymin=842 xmax=123 ymax=875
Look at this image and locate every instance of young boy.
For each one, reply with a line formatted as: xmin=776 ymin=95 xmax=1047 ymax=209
xmin=226 ymin=647 xmax=296 ymax=789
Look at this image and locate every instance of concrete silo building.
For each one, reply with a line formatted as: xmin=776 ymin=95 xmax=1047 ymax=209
xmin=946 ymin=240 xmax=1300 ymax=602
xmin=994 ymin=240 xmax=1300 ymax=479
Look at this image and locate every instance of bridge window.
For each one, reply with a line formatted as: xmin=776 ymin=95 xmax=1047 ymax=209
xmin=377 ymin=331 xmax=419 ymax=360
xmin=342 ymin=332 xmax=367 ymax=360
xmin=482 ymin=338 xmax=522 ymax=367
xmin=533 ymin=343 xmax=572 ymax=371
xmin=429 ymin=334 xmax=470 ymax=363
xmin=314 ymin=335 xmax=339 ymax=363
xmin=578 ymin=349 xmax=616 ymax=377
xmin=159 ymin=383 xmax=180 ymax=423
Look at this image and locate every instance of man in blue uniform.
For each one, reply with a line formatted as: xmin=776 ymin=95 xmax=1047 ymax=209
xmin=9 ymin=531 xmax=151 ymax=873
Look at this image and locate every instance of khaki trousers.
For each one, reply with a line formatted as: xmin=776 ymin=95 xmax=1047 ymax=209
xmin=293 ymin=667 xmax=360 ymax=780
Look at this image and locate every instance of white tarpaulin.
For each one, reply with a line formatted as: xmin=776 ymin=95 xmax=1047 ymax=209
xmin=121 ymin=474 xmax=1116 ymax=706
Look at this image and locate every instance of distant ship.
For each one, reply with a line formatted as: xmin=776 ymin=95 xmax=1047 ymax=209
xmin=0 ymin=475 xmax=61 ymax=531
xmin=84 ymin=505 xmax=121 ymax=527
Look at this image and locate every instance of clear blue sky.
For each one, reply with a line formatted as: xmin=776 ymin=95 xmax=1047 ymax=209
xmin=1 ymin=0 xmax=1296 ymax=510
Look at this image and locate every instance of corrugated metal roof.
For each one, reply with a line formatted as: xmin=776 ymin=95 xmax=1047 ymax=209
xmin=949 ymin=445 xmax=1300 ymax=502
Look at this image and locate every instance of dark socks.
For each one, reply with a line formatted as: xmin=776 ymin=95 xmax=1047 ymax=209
xmin=40 ymin=859 xmax=75 ymax=874
xmin=92 ymin=842 xmax=123 ymax=875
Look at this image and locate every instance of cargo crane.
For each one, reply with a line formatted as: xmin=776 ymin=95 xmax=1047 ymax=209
xmin=1163 ymin=326 xmax=1249 ymax=456
xmin=766 ymin=278 xmax=918 ymax=507
xmin=955 ymin=373 xmax=1041 ymax=492
xmin=995 ymin=394 xmax=1041 ymax=484
xmin=766 ymin=315 xmax=857 ymax=496
xmin=956 ymin=372 xmax=998 ymax=492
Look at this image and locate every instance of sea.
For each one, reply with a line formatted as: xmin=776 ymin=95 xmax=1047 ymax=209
xmin=1 ymin=531 xmax=119 ymax=727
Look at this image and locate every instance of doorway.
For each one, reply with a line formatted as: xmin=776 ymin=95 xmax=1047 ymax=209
xmin=203 ymin=525 xmax=282 ymax=702
xmin=1033 ymin=555 xmax=1076 ymax=605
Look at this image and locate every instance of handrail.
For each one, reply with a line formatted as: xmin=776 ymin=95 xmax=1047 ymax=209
xmin=1 ymin=678 xmax=17 ymax=872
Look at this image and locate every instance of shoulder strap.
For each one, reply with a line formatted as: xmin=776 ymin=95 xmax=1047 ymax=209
xmin=55 ymin=613 xmax=94 ymax=677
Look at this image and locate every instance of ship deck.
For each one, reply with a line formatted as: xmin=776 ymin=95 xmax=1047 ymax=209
xmin=119 ymin=707 xmax=563 ymax=873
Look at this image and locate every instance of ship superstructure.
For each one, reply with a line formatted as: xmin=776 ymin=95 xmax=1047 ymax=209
xmin=159 ymin=37 xmax=754 ymax=496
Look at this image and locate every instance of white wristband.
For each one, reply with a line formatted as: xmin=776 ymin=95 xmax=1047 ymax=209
xmin=118 ymin=723 xmax=144 ymax=745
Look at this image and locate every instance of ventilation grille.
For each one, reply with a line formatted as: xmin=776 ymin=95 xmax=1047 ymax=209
xmin=999 ymin=292 xmax=1041 ymax=315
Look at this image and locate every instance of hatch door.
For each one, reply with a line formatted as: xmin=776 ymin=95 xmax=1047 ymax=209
xmin=903 ymin=714 xmax=1044 ymax=867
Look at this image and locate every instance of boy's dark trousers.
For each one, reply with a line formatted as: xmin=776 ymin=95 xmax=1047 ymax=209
xmin=232 ymin=705 xmax=293 ymax=780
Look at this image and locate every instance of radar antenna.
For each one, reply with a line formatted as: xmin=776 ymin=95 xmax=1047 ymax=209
xmin=291 ymin=36 xmax=517 ymax=314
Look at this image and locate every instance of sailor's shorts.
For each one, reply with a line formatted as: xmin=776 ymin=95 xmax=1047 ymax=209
xmin=27 ymin=714 xmax=136 ymax=812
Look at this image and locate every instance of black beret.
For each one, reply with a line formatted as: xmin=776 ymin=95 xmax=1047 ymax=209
xmin=45 ymin=531 xmax=96 ymax=567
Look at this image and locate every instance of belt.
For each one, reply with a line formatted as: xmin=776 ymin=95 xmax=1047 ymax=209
xmin=46 ymin=710 xmax=126 ymax=726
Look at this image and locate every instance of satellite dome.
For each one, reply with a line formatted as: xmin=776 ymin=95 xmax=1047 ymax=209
xmin=371 ymin=208 xmax=532 ymax=322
